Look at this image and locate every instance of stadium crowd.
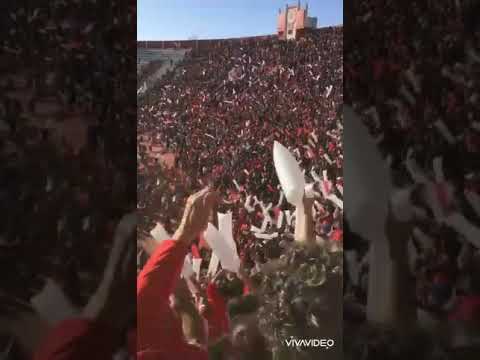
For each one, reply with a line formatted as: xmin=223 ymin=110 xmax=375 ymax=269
xmin=3 ymin=0 xmax=478 ymax=358
xmin=137 ymin=27 xmax=343 ymax=359
xmin=1 ymin=1 xmax=136 ymax=359
xmin=344 ymin=0 xmax=480 ymax=358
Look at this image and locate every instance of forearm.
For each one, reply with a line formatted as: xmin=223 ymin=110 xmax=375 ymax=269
xmin=294 ymin=203 xmax=315 ymax=244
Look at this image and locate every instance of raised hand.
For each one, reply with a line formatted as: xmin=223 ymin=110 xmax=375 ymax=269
xmin=173 ymin=187 xmax=219 ymax=244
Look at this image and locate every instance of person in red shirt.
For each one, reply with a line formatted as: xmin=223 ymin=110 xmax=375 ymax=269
xmin=137 ymin=187 xmax=271 ymax=360
xmin=137 ymin=188 xmax=213 ymax=359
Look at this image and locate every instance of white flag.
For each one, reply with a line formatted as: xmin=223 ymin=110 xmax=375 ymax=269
xmin=218 ymin=212 xmax=237 ymax=254
xmin=181 ymin=254 xmax=194 ymax=279
xmin=192 ymin=258 xmax=202 ymax=280
xmin=150 ymin=223 xmax=170 ymax=243
xmin=207 ymin=253 xmax=220 ymax=277
xmin=204 ymin=224 xmax=240 ymax=272
xmin=31 ymin=279 xmax=78 ymax=325
xmin=273 ymin=141 xmax=305 ymax=206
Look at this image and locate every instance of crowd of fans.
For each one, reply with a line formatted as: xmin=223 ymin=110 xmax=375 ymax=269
xmin=344 ymin=0 xmax=480 ymax=358
xmin=1 ymin=1 xmax=136 ymax=359
xmin=4 ymin=0 xmax=476 ymax=358
xmin=137 ymin=27 xmax=343 ymax=359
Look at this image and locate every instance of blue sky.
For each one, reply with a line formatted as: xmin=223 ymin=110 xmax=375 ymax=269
xmin=137 ymin=0 xmax=343 ymax=40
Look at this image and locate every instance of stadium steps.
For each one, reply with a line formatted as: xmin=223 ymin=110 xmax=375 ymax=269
xmin=137 ymin=49 xmax=188 ymax=95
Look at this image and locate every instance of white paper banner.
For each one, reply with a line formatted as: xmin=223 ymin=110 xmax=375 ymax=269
xmin=192 ymin=258 xmax=202 ymax=280
xmin=207 ymin=253 xmax=220 ymax=277
xmin=218 ymin=212 xmax=238 ymax=254
xmin=150 ymin=223 xmax=171 ymax=243
xmin=405 ymin=154 xmax=429 ymax=184
xmin=413 ymin=227 xmax=434 ymax=250
xmin=254 ymin=232 xmax=279 ymax=240
xmin=181 ymin=254 xmax=194 ymax=279
xmin=434 ymin=120 xmax=455 ymax=144
xmin=344 ymin=105 xmax=392 ymax=243
xmin=31 ymin=279 xmax=78 ymax=325
xmin=310 ymin=169 xmax=321 ymax=183
xmin=273 ymin=141 xmax=305 ymax=206
xmin=327 ymin=194 xmax=343 ymax=210
xmin=244 ymin=195 xmax=255 ymax=213
xmin=285 ymin=210 xmax=295 ymax=226
xmin=276 ymin=211 xmax=284 ymax=229
xmin=233 ymin=179 xmax=241 ymax=191
xmin=465 ymin=190 xmax=480 ymax=217
xmin=204 ymin=223 xmax=240 ymax=272
xmin=323 ymin=154 xmax=333 ymax=165
xmin=336 ymin=184 xmax=343 ymax=195
xmin=276 ymin=191 xmax=285 ymax=207
xmin=443 ymin=213 xmax=480 ymax=248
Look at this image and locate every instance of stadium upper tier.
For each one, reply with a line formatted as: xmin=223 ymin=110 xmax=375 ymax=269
xmin=136 ymin=27 xmax=339 ymax=51
xmin=137 ymin=48 xmax=189 ymax=78
xmin=137 ymin=34 xmax=275 ymax=51
xmin=137 ymin=48 xmax=189 ymax=64
xmin=136 ymin=28 xmax=340 ymax=76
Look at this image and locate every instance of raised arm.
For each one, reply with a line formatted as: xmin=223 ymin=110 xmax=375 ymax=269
xmin=294 ymin=195 xmax=315 ymax=245
xmin=137 ymin=187 xmax=217 ymax=353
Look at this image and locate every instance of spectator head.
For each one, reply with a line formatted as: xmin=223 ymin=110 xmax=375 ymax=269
xmin=229 ymin=313 xmax=271 ymax=360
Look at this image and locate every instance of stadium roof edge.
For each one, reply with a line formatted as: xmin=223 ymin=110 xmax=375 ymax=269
xmin=137 ymin=25 xmax=342 ymax=47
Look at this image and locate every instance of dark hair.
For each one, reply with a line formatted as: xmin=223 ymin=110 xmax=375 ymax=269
xmin=255 ymin=244 xmax=342 ymax=358
xmin=216 ymin=275 xmax=244 ymax=299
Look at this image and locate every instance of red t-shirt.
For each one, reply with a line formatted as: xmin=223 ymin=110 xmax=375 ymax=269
xmin=137 ymin=240 xmax=208 ymax=360
xmin=205 ymin=282 xmax=230 ymax=341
